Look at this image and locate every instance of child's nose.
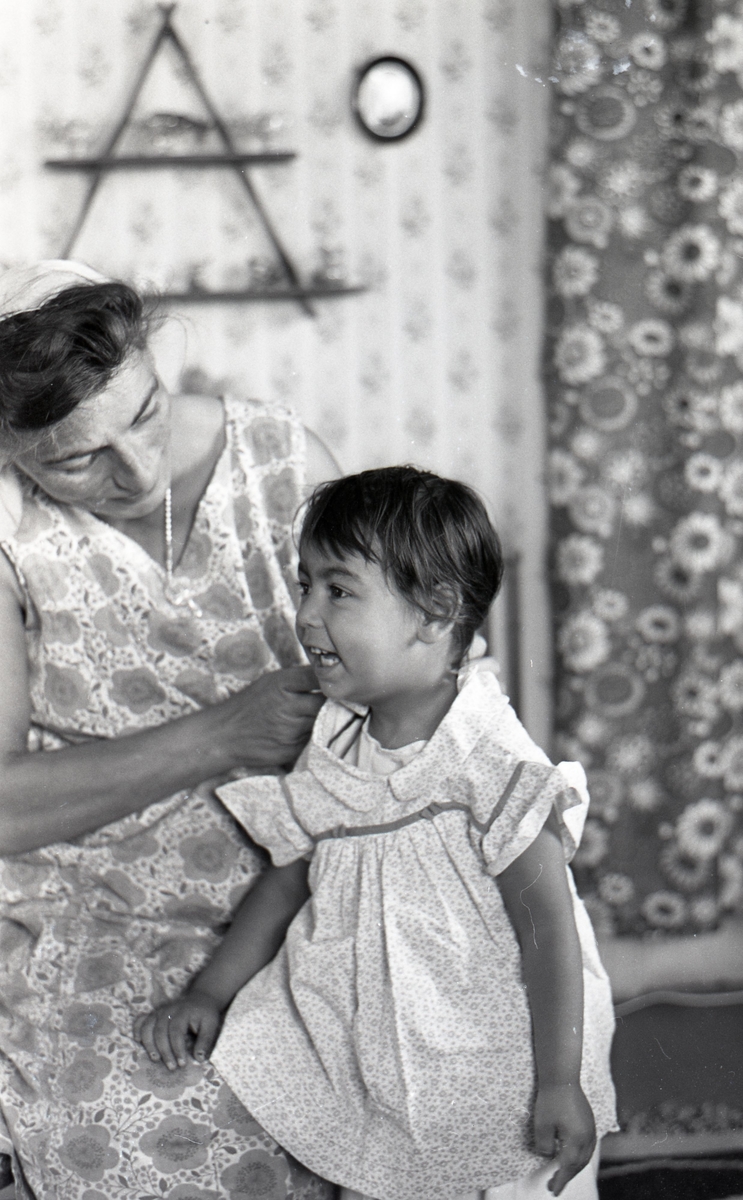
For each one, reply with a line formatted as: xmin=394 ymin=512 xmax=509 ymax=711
xmin=297 ymin=592 xmax=323 ymax=631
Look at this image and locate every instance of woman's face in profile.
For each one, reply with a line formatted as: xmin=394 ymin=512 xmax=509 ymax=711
xmin=13 ymin=349 xmax=172 ymax=520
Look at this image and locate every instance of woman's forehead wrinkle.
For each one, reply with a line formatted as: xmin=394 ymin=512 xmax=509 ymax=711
xmin=37 ymin=406 xmax=99 ymax=460
xmin=31 ymin=362 xmax=158 ymax=464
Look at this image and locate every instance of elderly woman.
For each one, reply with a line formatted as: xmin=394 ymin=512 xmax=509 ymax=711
xmin=0 ymin=261 xmax=338 ymax=1199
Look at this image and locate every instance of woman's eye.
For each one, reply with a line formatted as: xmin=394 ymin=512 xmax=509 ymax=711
xmin=134 ymin=400 xmax=156 ymax=425
xmin=55 ymin=454 xmax=96 ymax=473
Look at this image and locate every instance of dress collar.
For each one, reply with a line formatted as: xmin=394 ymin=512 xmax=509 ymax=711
xmin=306 ymin=666 xmax=514 ymax=808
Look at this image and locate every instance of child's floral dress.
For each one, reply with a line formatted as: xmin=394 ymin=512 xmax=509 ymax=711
xmin=215 ymin=665 xmax=618 ymax=1200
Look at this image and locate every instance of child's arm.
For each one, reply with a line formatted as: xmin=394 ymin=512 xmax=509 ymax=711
xmin=496 ymin=809 xmax=596 ymax=1196
xmin=136 ymin=858 xmax=310 ymax=1070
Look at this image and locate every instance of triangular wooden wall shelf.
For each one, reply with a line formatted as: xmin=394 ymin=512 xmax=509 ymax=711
xmin=45 ymin=3 xmax=365 ymax=316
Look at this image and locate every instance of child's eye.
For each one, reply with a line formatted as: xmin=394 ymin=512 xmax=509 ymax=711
xmin=297 ymin=579 xmax=310 ymax=596
xmin=329 ymin=584 xmax=349 ymax=600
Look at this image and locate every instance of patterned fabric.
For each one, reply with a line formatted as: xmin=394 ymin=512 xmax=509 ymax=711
xmin=0 ymin=399 xmax=334 ymax=1199
xmin=6 ymin=395 xmax=305 ymax=748
xmin=341 ymin=1143 xmax=601 ymax=1200
xmin=546 ymin=0 xmax=743 ymax=937
xmin=214 ymin=667 xmax=617 ymax=1200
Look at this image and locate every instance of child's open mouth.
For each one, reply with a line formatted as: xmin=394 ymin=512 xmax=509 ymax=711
xmin=305 ymin=645 xmax=341 ymax=669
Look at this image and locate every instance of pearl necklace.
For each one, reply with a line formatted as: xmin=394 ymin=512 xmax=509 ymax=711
xmin=164 ymin=485 xmax=175 ymax=584
xmin=163 ymin=485 xmax=202 ymax=616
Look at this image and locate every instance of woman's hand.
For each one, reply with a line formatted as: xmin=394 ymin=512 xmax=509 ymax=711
xmin=534 ymin=1083 xmax=596 ymax=1195
xmin=135 ymin=989 xmax=223 ymax=1071
xmin=214 ymin=666 xmax=323 ymax=770
xmin=0 ymin=601 xmax=322 ymax=851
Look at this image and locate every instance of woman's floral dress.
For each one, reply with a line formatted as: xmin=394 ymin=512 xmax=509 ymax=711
xmin=0 ymin=398 xmax=334 ymax=1200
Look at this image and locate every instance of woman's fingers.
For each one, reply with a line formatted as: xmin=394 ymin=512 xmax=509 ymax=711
xmin=278 ymin=665 xmax=320 ymax=695
xmin=218 ymin=667 xmax=325 ymax=769
xmin=275 ymin=667 xmax=325 ymax=718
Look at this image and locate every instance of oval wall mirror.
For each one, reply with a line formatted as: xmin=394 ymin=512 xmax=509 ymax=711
xmin=353 ymin=57 xmax=424 ymax=142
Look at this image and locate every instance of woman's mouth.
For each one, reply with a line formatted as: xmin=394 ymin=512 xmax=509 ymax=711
xmin=305 ymin=645 xmax=341 ymax=669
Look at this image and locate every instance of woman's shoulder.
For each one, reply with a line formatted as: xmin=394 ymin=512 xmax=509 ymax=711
xmin=175 ymin=393 xmax=338 ymax=483
xmin=0 ymin=544 xmax=23 ymax=606
xmin=223 ymin=395 xmax=306 ymax=469
xmin=0 ymin=465 xmax=23 ymax=541
xmin=0 ymin=468 xmax=46 ymax=603
xmin=172 ymin=391 xmax=224 ymax=426
xmin=305 ymin=428 xmax=340 ymax=486
xmin=169 ymin=393 xmax=226 ymax=477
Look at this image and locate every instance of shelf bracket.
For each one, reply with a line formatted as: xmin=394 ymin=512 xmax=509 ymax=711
xmin=49 ymin=3 xmax=362 ymax=316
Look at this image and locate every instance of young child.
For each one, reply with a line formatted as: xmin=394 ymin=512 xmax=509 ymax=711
xmin=137 ymin=466 xmax=616 ymax=1200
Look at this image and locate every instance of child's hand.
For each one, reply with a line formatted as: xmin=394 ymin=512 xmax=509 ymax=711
xmin=135 ymin=990 xmax=223 ymax=1071
xmin=534 ymin=1082 xmax=596 ymax=1196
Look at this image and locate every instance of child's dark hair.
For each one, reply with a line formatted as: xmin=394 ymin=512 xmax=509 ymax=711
xmin=300 ymin=466 xmax=504 ymax=665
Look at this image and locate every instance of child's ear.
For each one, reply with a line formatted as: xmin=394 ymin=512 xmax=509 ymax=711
xmin=416 ymin=615 xmax=456 ymax=645
xmin=415 ymin=586 xmax=459 ymax=645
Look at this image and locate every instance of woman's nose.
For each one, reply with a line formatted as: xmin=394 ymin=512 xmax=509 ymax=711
xmin=111 ymin=442 xmax=159 ymax=494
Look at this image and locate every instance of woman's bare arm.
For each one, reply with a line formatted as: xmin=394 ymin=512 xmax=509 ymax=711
xmin=0 ymin=557 xmax=322 ymax=855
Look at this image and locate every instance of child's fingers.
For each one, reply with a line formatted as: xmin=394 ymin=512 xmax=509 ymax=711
xmin=192 ymin=1007 xmax=220 ymax=1063
xmin=166 ymin=1009 xmax=195 ymax=1069
xmin=136 ymin=1012 xmax=162 ymax=1062
xmin=153 ymin=1012 xmax=183 ymax=1071
xmin=533 ymin=1119 xmax=558 ymax=1158
xmin=547 ymin=1134 xmax=596 ymax=1196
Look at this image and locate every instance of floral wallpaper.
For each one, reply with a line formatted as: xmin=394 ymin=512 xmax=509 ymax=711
xmin=0 ymin=0 xmax=554 ymax=743
xmin=547 ymin=0 xmax=743 ymax=936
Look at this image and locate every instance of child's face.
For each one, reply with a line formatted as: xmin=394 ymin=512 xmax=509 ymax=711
xmin=296 ymin=542 xmax=441 ymax=709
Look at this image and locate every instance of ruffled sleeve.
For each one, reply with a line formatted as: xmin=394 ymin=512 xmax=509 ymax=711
xmin=479 ymin=760 xmax=589 ymax=878
xmin=216 ymin=772 xmax=318 ymax=866
xmin=456 ymin=657 xmax=552 ymax=765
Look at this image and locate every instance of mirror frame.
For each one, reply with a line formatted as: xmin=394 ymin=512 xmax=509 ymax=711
xmin=352 ymin=56 xmax=425 ymax=143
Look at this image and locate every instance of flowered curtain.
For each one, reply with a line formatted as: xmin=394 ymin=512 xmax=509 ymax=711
xmin=546 ymin=0 xmax=743 ymax=938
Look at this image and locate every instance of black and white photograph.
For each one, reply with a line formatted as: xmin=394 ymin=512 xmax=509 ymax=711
xmin=0 ymin=2 xmax=741 ymax=1198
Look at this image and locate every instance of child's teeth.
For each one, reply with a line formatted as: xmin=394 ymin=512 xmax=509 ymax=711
xmin=311 ymin=647 xmax=339 ymax=666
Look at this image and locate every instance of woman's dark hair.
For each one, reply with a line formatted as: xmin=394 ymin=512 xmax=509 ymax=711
xmin=0 ymin=282 xmax=152 ymax=435
xmin=299 ymin=465 xmax=504 ymax=665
